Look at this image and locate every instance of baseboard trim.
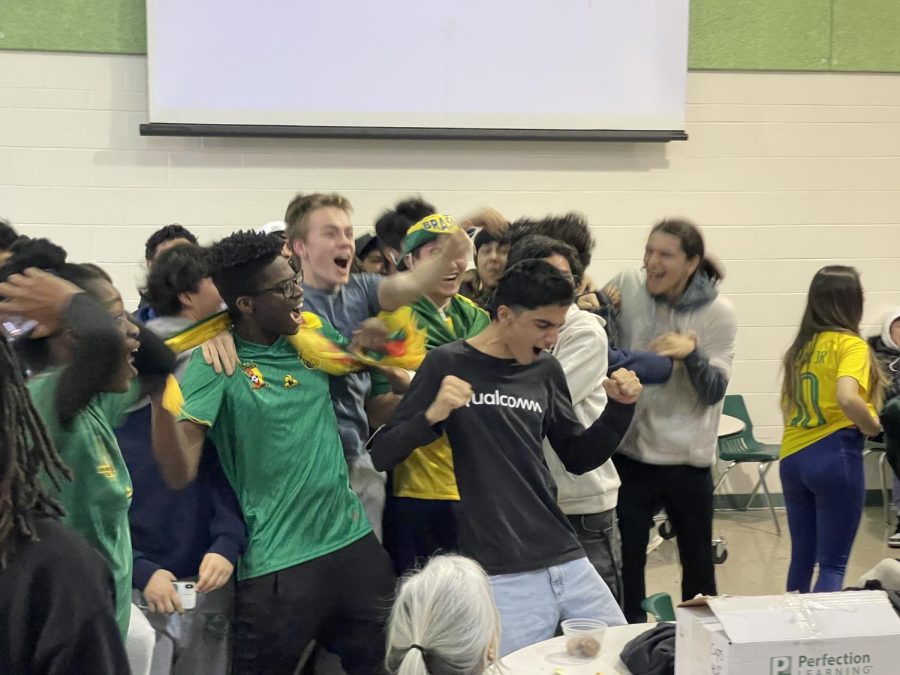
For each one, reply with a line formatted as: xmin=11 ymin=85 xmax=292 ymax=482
xmin=714 ymin=489 xmax=891 ymax=510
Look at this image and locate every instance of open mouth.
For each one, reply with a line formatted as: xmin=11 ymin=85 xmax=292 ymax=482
xmin=126 ymin=346 xmax=139 ymax=375
xmin=532 ymin=346 xmax=543 ymax=357
xmin=334 ymin=256 xmax=351 ymax=270
xmin=290 ymin=300 xmax=304 ymax=324
xmin=442 ymin=272 xmax=460 ymax=282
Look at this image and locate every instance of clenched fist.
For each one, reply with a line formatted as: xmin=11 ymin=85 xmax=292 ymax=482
xmin=425 ymin=375 xmax=473 ymax=424
xmin=603 ymin=368 xmax=642 ymax=405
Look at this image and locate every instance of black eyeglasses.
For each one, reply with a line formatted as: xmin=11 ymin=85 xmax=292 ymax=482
xmin=253 ymin=271 xmax=303 ymax=299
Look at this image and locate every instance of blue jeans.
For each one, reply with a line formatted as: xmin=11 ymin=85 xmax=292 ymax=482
xmin=780 ymin=428 xmax=865 ymax=593
xmin=489 ymin=557 xmax=626 ymax=656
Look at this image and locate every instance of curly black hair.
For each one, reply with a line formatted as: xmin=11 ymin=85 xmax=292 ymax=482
xmin=374 ymin=197 xmax=438 ymax=251
xmin=207 ymin=230 xmax=284 ymax=313
xmin=507 ymin=213 xmax=594 ymax=271
xmin=0 ymin=238 xmax=108 ymax=289
xmin=0 ymin=239 xmax=112 ymax=375
xmin=144 ymin=224 xmax=198 ymax=263
xmin=142 ymin=244 xmax=210 ymax=317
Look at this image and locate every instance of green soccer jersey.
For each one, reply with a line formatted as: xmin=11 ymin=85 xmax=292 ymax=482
xmin=28 ymin=370 xmax=138 ymax=638
xmin=177 ymin=333 xmax=371 ymax=581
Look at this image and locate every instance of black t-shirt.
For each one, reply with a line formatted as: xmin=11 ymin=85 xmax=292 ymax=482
xmin=370 ymin=341 xmax=634 ymax=574
xmin=0 ymin=517 xmax=129 ymax=675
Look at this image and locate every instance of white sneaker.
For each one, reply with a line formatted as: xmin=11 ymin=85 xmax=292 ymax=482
xmin=647 ymin=532 xmax=664 ymax=554
xmin=889 ymin=522 xmax=900 ymax=549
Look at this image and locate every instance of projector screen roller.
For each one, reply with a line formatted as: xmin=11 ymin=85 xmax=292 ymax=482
xmin=144 ymin=0 xmax=689 ymax=140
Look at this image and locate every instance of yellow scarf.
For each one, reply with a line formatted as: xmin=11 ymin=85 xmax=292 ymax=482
xmin=161 ymin=307 xmax=426 ymax=414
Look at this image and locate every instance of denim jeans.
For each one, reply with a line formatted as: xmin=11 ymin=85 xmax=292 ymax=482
xmin=133 ymin=584 xmax=233 ymax=675
xmin=488 ymin=556 xmax=626 ymax=656
xmin=566 ymin=509 xmax=624 ymax=605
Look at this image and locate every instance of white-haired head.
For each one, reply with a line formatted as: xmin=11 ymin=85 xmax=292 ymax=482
xmin=386 ymin=554 xmax=501 ymax=675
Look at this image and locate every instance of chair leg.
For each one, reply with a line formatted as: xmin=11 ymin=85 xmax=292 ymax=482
xmin=744 ymin=472 xmax=764 ymax=510
xmin=756 ymin=463 xmax=781 ymax=535
xmin=713 ymin=462 xmax=737 ymax=494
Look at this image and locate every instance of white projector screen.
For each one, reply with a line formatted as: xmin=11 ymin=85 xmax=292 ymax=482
xmin=144 ymin=0 xmax=689 ymax=140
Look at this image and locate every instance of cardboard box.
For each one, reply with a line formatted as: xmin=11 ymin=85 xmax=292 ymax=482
xmin=675 ymin=591 xmax=900 ymax=675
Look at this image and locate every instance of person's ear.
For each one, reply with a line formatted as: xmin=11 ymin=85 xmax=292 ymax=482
xmin=178 ymin=291 xmax=194 ymax=310
xmin=687 ymin=255 xmax=701 ymax=276
xmin=496 ymin=304 xmax=514 ymax=323
xmin=235 ymin=295 xmax=253 ymax=317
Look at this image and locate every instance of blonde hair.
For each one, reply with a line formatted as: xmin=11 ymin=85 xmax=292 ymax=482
xmin=283 ymin=192 xmax=353 ymax=244
xmin=386 ymin=555 xmax=501 ymax=675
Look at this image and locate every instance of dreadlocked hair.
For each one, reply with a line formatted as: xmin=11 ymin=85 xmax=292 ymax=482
xmin=207 ymin=229 xmax=284 ymax=314
xmin=0 ymin=338 xmax=71 ymax=567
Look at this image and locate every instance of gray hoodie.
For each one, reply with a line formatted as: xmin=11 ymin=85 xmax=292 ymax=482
xmin=607 ymin=268 xmax=737 ymax=467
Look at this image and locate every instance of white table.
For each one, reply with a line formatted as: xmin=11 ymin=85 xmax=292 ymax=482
xmin=718 ymin=414 xmax=746 ymax=438
xmin=498 ymin=623 xmax=659 ymax=674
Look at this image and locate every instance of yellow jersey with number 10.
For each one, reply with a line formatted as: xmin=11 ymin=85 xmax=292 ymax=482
xmin=780 ymin=331 xmax=877 ymax=459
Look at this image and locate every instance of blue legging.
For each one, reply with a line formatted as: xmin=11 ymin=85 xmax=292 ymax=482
xmin=780 ymin=427 xmax=865 ymax=593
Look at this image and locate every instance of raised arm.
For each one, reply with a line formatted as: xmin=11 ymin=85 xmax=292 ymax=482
xmin=607 ymin=346 xmax=673 ymax=385
xmin=546 ymin=368 xmax=640 ymax=474
xmin=377 ymin=229 xmax=472 ymax=311
xmin=367 ymin=351 xmax=466 ymax=470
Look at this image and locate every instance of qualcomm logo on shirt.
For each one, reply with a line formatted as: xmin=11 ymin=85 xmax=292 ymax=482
xmin=466 ymin=389 xmax=543 ymax=413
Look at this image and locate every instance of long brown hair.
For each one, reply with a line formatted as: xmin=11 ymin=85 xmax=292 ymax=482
xmin=650 ymin=218 xmax=724 ymax=283
xmin=781 ymin=266 xmax=883 ymax=417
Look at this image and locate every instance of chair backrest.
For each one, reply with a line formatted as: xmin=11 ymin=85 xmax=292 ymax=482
xmin=640 ymin=592 xmax=676 ymax=622
xmin=722 ymin=394 xmax=752 ymax=434
xmin=719 ymin=394 xmax=762 ymax=455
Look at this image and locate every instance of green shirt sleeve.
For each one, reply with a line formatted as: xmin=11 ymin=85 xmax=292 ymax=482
xmin=177 ymin=349 xmax=226 ymax=428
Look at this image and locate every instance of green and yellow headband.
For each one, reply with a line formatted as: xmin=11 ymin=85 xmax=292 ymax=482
xmin=398 ymin=213 xmax=459 ymax=270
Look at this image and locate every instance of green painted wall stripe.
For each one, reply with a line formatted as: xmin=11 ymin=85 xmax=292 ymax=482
xmin=1 ymin=1 xmax=899 ymax=73
xmin=0 ymin=0 xmax=146 ymax=54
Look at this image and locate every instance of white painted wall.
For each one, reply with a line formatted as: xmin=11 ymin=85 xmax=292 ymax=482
xmin=2 ymin=51 xmax=898 ymax=493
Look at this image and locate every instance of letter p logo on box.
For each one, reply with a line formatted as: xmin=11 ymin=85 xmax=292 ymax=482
xmin=770 ymin=656 xmax=792 ymax=675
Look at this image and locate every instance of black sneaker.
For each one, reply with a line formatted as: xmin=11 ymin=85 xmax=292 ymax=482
xmin=889 ymin=519 xmax=900 ymax=549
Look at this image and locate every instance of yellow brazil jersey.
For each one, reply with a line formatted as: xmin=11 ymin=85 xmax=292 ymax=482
xmin=392 ymin=295 xmax=490 ymax=501
xmin=394 ymin=309 xmax=459 ymax=501
xmin=780 ymin=331 xmax=877 ymax=459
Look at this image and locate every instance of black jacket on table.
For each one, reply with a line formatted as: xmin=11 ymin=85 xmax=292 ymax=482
xmin=369 ymin=340 xmax=635 ymax=575
xmin=0 ymin=517 xmax=129 ymax=675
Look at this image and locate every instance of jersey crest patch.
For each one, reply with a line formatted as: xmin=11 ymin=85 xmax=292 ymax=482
xmin=242 ymin=363 xmax=267 ymax=390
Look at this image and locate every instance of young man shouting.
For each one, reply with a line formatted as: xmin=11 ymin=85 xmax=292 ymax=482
xmin=369 ymin=259 xmax=641 ymax=656
xmin=285 ymin=192 xmax=470 ymax=537
xmin=151 ymin=231 xmax=395 ymax=675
